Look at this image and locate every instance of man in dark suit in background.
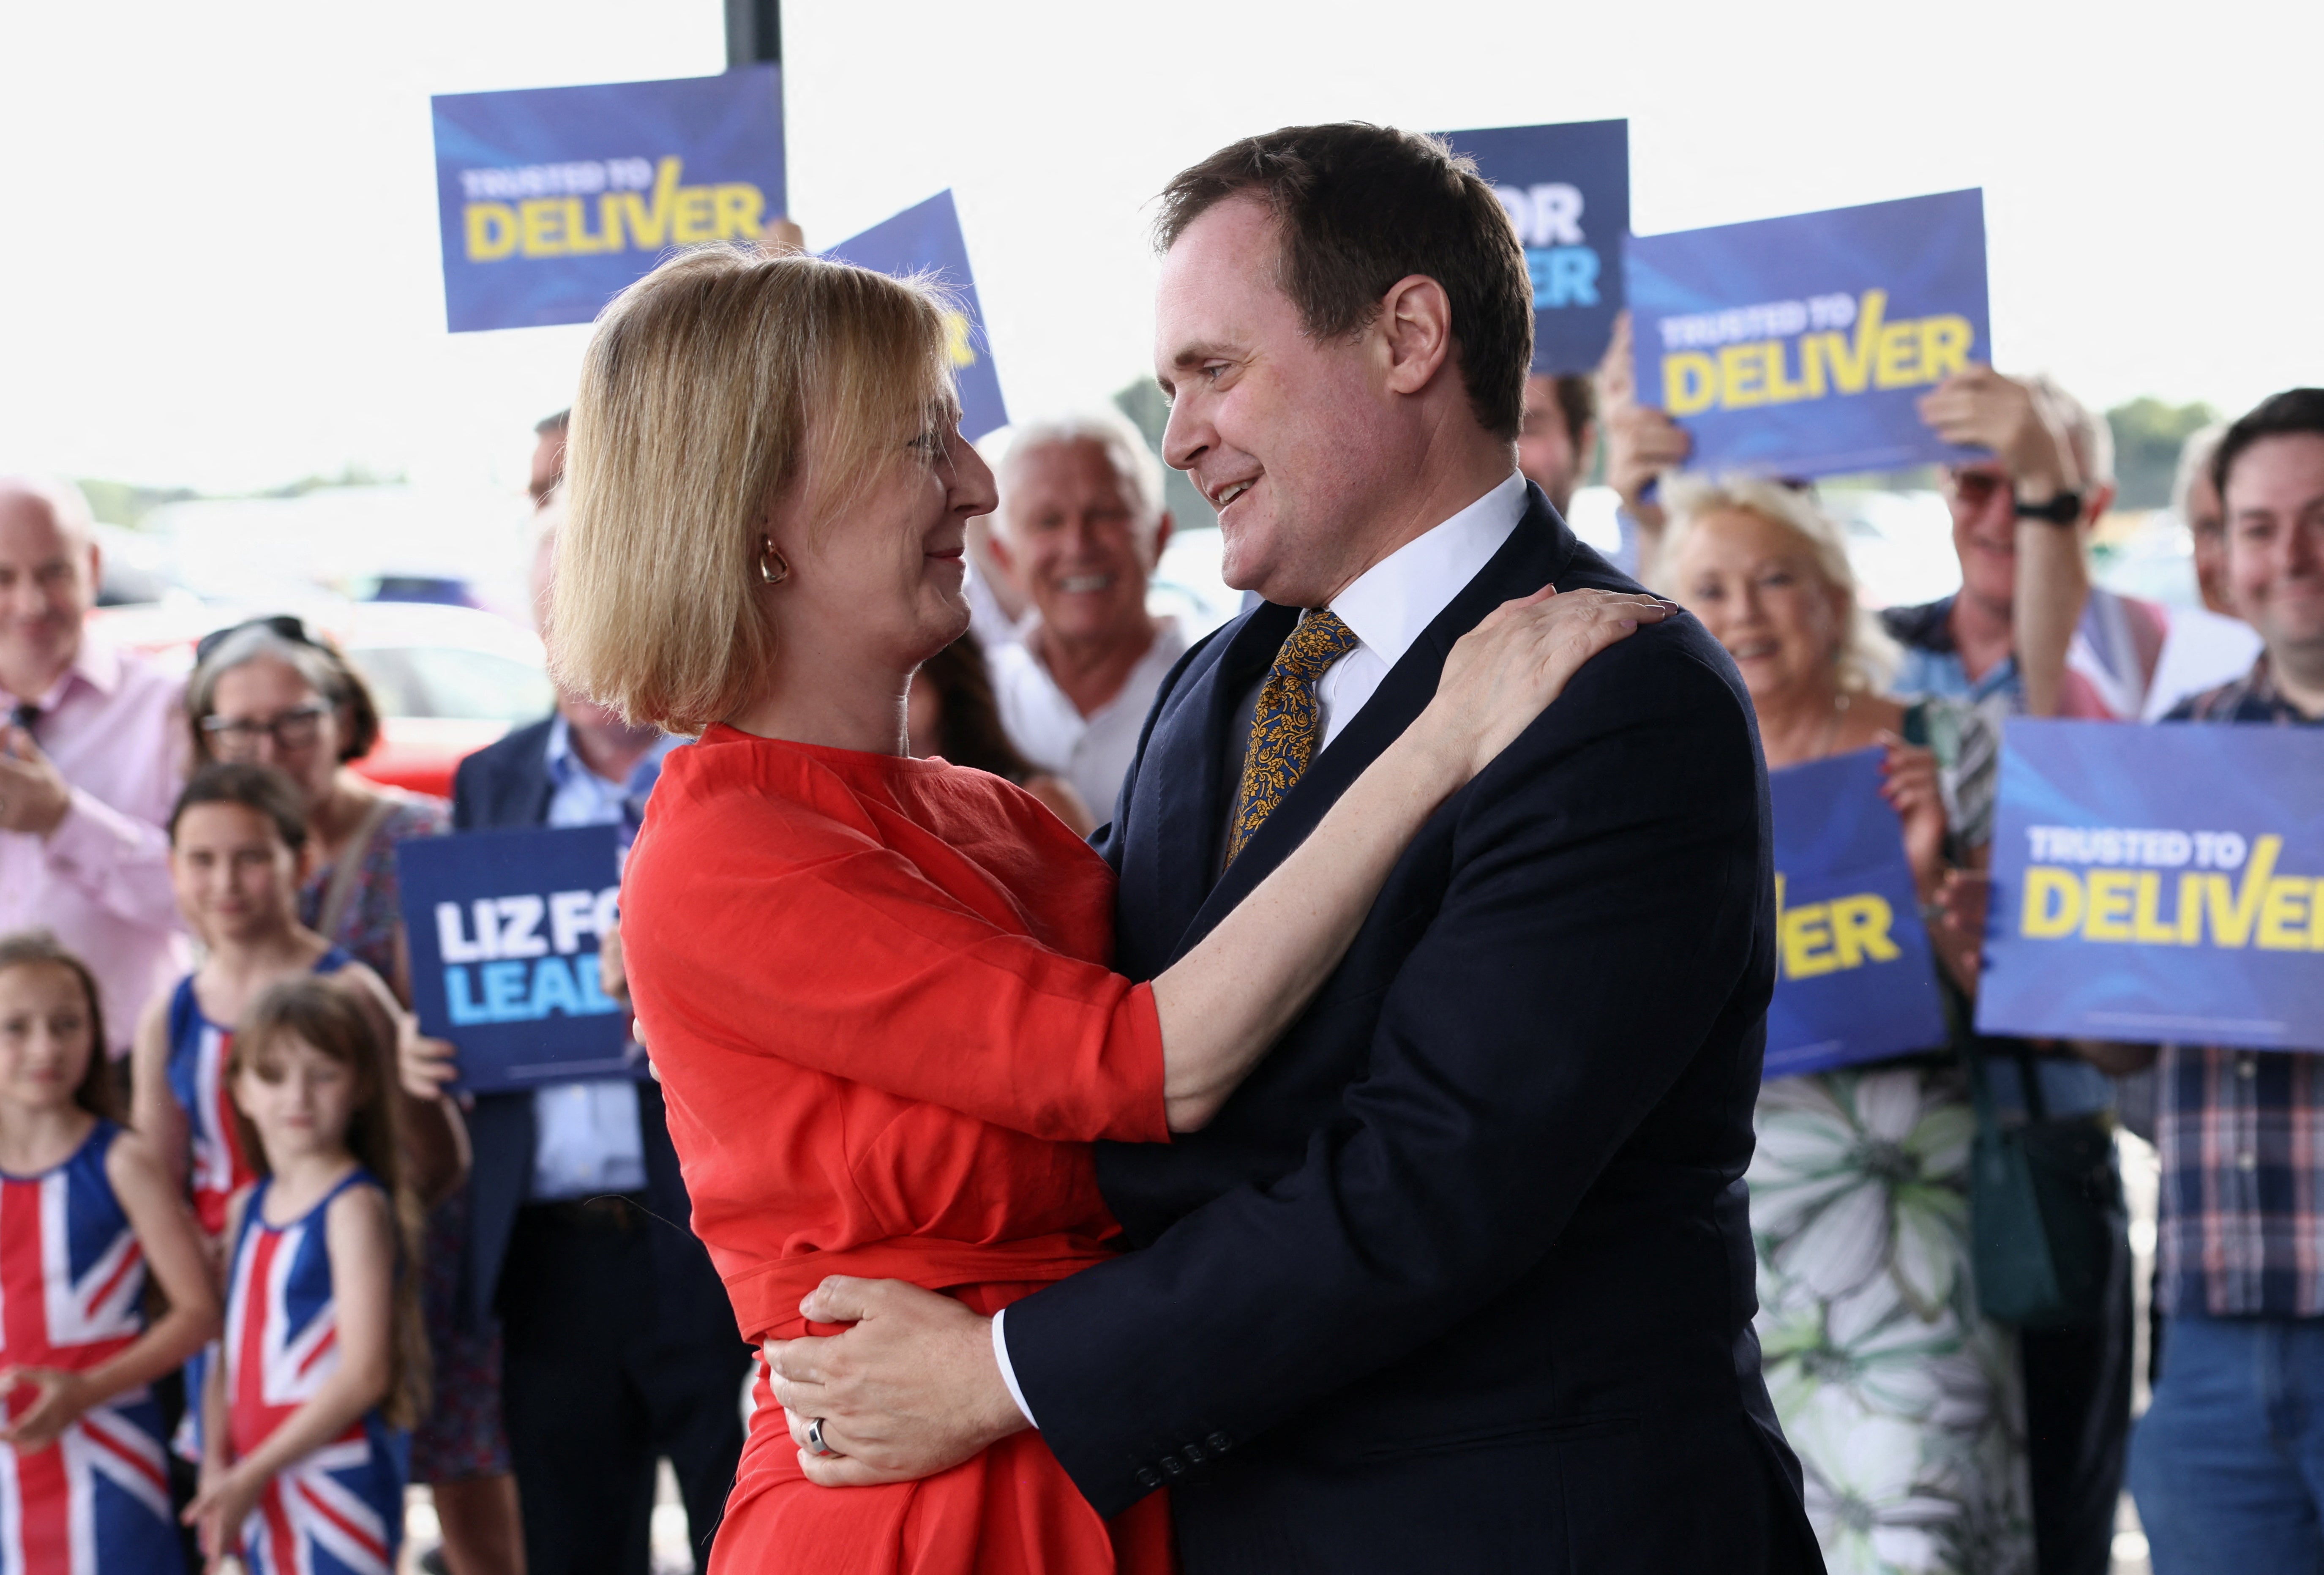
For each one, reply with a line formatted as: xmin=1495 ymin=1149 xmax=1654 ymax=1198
xmin=445 ymin=483 xmax=748 ymax=1575
xmin=763 ymin=125 xmax=1819 ymax=1571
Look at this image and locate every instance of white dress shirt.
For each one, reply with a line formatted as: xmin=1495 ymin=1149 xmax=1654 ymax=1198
xmin=529 ymin=716 xmax=676 ymax=1202
xmin=991 ymin=472 xmax=1530 ymax=1425
xmin=990 ymin=617 xmax=1191 ymax=821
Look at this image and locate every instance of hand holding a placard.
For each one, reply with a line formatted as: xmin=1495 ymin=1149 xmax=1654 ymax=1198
xmin=1877 ymin=732 xmax=1950 ymax=901
xmin=1916 ymin=365 xmax=2084 ymax=504
xmin=1595 ymin=314 xmax=1691 ymax=570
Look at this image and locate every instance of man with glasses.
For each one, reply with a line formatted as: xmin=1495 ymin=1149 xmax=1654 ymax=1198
xmin=0 ymin=475 xmax=189 ymax=1058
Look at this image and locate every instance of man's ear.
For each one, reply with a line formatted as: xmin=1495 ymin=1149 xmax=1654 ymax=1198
xmin=981 ymin=521 xmax=1016 ymax=579
xmin=2083 ymin=480 xmax=2117 ymax=527
xmin=1376 ymin=275 xmax=1454 ymax=398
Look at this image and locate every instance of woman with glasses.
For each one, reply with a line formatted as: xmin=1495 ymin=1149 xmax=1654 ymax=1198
xmin=182 ymin=620 xmax=524 ymax=1575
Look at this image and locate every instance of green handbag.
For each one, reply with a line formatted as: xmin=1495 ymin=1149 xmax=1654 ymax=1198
xmin=1964 ymin=1037 xmax=2121 ymax=1329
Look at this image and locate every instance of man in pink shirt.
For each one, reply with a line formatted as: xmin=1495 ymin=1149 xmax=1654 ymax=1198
xmin=0 ymin=476 xmax=189 ymax=1056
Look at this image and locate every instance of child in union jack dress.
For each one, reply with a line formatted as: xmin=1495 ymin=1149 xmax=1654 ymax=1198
xmin=187 ymin=976 xmax=428 ymax=1575
xmin=0 ymin=931 xmax=221 ymax=1573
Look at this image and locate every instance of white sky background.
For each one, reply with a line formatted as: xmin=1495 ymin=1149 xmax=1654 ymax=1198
xmin=0 ymin=0 xmax=2316 ymax=498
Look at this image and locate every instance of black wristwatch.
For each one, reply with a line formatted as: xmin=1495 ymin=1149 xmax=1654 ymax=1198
xmin=2013 ymin=489 xmax=2083 ymax=526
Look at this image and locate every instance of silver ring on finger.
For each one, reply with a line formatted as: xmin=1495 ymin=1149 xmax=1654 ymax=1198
xmin=805 ymin=1417 xmax=839 ymax=1458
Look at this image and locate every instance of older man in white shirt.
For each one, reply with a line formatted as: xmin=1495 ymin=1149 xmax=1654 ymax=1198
xmin=0 ymin=476 xmax=188 ymax=1056
xmin=985 ymin=415 xmax=1189 ymax=822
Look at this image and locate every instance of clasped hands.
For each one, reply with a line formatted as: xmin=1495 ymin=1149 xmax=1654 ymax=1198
xmin=763 ymin=1276 xmax=1028 ymax=1487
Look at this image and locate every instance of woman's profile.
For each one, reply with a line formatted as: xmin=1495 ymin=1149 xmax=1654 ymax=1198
xmin=550 ymin=245 xmax=1665 ymax=1571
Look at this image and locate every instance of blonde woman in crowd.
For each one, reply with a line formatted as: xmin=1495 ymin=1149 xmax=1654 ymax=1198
xmin=1661 ymin=475 xmax=2033 ymax=1574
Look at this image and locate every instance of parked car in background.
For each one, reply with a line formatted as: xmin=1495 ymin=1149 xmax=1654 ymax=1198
xmin=88 ymin=598 xmax=553 ymax=800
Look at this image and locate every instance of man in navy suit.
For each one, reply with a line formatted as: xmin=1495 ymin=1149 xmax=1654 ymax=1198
xmin=445 ymin=487 xmax=750 ymax=1575
xmin=764 ymin=124 xmax=1820 ymax=1571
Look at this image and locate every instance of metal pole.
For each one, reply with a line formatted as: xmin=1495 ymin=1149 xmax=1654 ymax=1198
xmin=726 ymin=0 xmax=780 ymax=65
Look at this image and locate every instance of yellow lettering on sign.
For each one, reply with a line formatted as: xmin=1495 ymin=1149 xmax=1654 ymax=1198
xmin=1828 ymin=894 xmax=1900 ymax=967
xmin=1718 ymin=343 xmax=1766 ymax=409
xmin=2257 ymin=877 xmax=2313 ymax=950
xmin=1782 ymin=905 xmax=1839 ymax=978
xmin=615 ymin=156 xmax=686 ymax=250
xmin=1873 ymin=321 xmax=1923 ymax=388
xmin=465 ymin=203 xmax=517 ymax=261
xmin=559 ymin=196 xmax=610 ymax=255
xmin=1812 ymin=288 xmax=1887 ymax=396
xmin=942 ymin=310 xmax=977 ymax=369
xmin=2314 ymin=877 xmax=2324 ymax=950
xmin=2203 ymin=836 xmax=2283 ymax=947
xmin=1919 ymin=316 xmax=1973 ymax=381
xmin=713 ymin=183 xmax=765 ymax=240
xmin=1666 ymin=352 xmax=1717 ymax=416
xmin=1762 ymin=339 xmax=1811 ymax=404
xmin=2132 ymin=871 xmax=2181 ymax=944
xmin=2179 ymin=871 xmax=2207 ymax=944
xmin=670 ymin=186 xmax=717 ymax=244
xmin=2082 ymin=869 xmax=2137 ymax=942
xmin=2023 ymin=867 xmax=2083 ymax=938
xmin=518 ymin=197 xmax=565 ymax=257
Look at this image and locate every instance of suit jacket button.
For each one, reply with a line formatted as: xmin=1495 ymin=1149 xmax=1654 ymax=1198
xmin=1181 ymin=1444 xmax=1206 ymax=1464
xmin=1160 ymin=1454 xmax=1186 ymax=1477
xmin=1206 ymin=1432 xmax=1233 ymax=1452
xmin=1135 ymin=1468 xmax=1163 ymax=1490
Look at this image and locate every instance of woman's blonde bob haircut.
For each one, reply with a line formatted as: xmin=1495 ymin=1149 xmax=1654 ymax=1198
xmin=1660 ymin=473 xmax=1900 ymax=697
xmin=552 ymin=245 xmax=958 ymax=733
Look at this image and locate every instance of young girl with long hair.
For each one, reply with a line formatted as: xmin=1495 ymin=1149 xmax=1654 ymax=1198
xmin=185 ymin=976 xmax=427 ymax=1574
xmin=0 ymin=931 xmax=221 ymax=1572
xmin=130 ymin=764 xmax=463 ymax=1245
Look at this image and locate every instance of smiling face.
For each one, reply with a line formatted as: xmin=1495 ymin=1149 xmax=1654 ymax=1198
xmin=1945 ymin=460 xmax=2018 ymax=612
xmin=769 ymin=416 xmax=998 ymax=678
xmin=233 ymin=1032 xmax=360 ymax=1168
xmin=205 ymin=656 xmax=342 ymax=808
xmin=1154 ymin=197 xmax=1406 ymax=606
xmin=170 ymin=800 xmax=303 ymax=945
xmin=0 ymin=962 xmax=95 ymax=1117
xmin=0 ymin=484 xmax=98 ymax=698
xmin=1668 ymin=506 xmax=1850 ymax=707
xmin=2222 ymin=431 xmax=2324 ymax=675
xmin=996 ymin=437 xmax=1165 ymax=652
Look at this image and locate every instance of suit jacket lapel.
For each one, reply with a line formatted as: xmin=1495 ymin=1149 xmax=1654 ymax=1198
xmin=1119 ymin=601 xmax=1296 ymax=978
xmin=1167 ymin=492 xmax=1578 ymax=966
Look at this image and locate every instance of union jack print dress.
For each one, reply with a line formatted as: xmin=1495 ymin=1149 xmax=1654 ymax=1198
xmin=0 ymin=1120 xmax=182 ymax=1574
xmin=166 ymin=949 xmax=352 ymax=1238
xmin=220 ymin=1169 xmax=406 ymax=1575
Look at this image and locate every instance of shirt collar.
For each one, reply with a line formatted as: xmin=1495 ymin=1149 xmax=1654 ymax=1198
xmin=1326 ymin=472 xmax=1527 ymax=670
xmin=545 ymin=712 xmax=675 ymax=794
xmin=3 ymin=628 xmax=120 ymax=712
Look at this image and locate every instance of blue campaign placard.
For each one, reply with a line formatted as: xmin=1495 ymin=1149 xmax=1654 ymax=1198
xmin=1765 ymin=749 xmax=1948 ymax=1078
xmin=1440 ymin=120 xmax=1628 ymax=375
xmin=432 ymin=67 xmax=786 ymax=333
xmin=395 ymin=824 xmax=643 ymax=1092
xmin=1977 ymin=720 xmax=2324 ymax=1051
xmin=1626 ymin=189 xmax=1990 ymax=479
xmin=823 ymin=191 xmax=1009 ymax=441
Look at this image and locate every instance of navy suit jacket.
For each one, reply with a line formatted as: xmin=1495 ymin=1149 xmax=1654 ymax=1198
xmin=1005 ymin=487 xmax=1821 ymax=1571
xmin=449 ymin=718 xmax=730 ymax=1347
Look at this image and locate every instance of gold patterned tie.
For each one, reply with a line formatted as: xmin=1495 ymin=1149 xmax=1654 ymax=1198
xmin=1226 ymin=609 xmax=1361 ymax=865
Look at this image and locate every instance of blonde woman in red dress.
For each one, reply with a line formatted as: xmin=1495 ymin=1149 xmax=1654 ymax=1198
xmin=550 ymin=246 xmax=1666 ymax=1574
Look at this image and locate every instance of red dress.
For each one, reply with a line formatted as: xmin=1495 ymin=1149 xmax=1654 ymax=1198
xmin=620 ymin=725 xmax=1175 ymax=1575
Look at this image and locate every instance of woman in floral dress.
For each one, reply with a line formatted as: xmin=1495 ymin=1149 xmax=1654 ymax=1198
xmin=1662 ymin=476 xmax=2033 ymax=1575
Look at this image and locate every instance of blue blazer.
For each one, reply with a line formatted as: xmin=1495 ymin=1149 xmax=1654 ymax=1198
xmin=1005 ymin=487 xmax=1822 ymax=1571
xmin=449 ymin=718 xmax=731 ymax=1347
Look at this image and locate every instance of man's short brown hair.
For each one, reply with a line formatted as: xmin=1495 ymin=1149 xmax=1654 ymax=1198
xmin=1157 ymin=123 xmax=1532 ymax=442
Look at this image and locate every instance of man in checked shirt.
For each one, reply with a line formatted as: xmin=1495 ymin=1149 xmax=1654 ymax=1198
xmin=2116 ymin=388 xmax=2324 ymax=1570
